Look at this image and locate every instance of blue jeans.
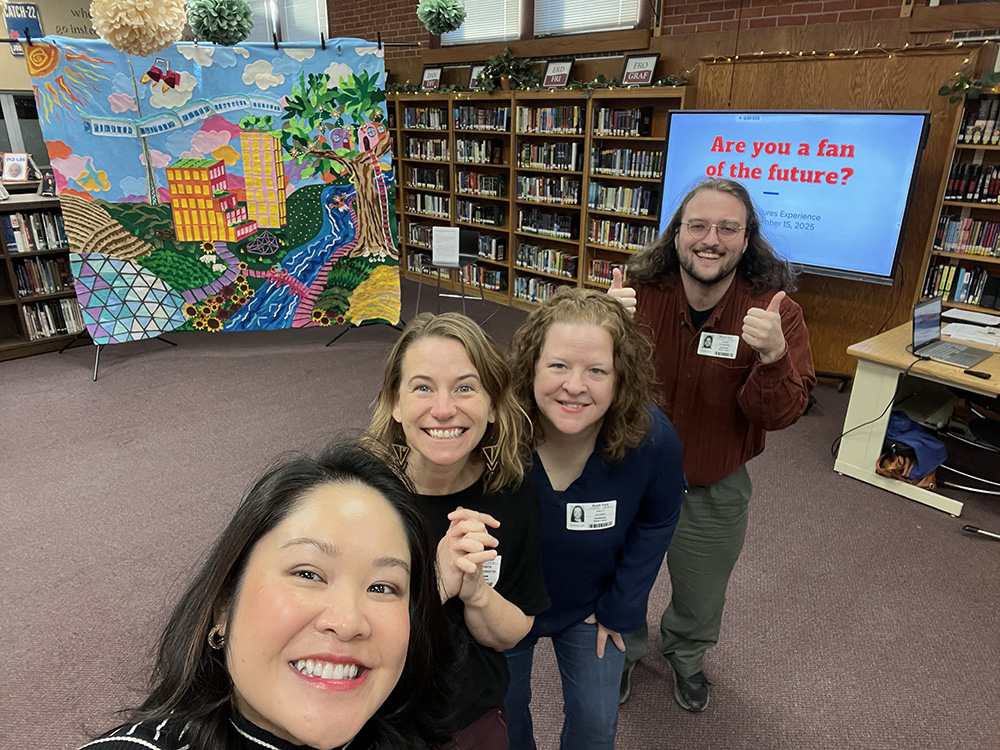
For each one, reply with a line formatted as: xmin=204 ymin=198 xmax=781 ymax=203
xmin=504 ymin=620 xmax=626 ymax=750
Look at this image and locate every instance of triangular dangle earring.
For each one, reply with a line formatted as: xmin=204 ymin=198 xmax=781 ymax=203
xmin=392 ymin=437 xmax=410 ymax=469
xmin=482 ymin=438 xmax=501 ymax=474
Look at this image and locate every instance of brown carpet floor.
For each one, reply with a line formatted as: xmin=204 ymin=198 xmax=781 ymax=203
xmin=2 ymin=279 xmax=998 ymax=749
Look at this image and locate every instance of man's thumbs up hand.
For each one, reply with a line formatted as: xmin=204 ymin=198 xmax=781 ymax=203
xmin=608 ymin=267 xmax=636 ymax=317
xmin=742 ymin=290 xmax=787 ymax=364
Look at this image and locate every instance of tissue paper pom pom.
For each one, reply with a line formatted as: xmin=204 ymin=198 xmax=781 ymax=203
xmin=188 ymin=0 xmax=255 ymax=46
xmin=416 ymin=0 xmax=466 ymax=36
xmin=91 ymin=0 xmax=187 ymax=57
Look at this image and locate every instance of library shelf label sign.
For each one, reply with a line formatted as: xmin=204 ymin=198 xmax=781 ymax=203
xmin=27 ymin=36 xmax=401 ymax=345
xmin=660 ymin=110 xmax=929 ymax=284
xmin=543 ymin=61 xmax=573 ymax=88
xmin=621 ymin=54 xmax=659 ymax=87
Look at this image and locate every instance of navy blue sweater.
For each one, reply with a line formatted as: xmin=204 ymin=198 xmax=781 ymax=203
xmin=528 ymin=405 xmax=686 ymax=637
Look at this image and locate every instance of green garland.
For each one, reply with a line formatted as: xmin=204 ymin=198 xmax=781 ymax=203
xmin=188 ymin=0 xmax=254 ymax=46
xmin=939 ymin=64 xmax=1000 ymax=103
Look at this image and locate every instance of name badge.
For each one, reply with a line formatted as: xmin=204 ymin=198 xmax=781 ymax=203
xmin=698 ymin=331 xmax=738 ymax=359
xmin=566 ymin=501 xmax=617 ymax=531
xmin=481 ymin=555 xmax=501 ymax=587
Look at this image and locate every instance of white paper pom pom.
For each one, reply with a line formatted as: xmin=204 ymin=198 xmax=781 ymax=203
xmin=91 ymin=0 xmax=188 ymax=58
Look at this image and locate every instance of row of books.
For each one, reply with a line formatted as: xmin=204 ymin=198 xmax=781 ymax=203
xmin=590 ymin=147 xmax=665 ymax=179
xmin=515 ymin=105 xmax=585 ymax=135
xmin=588 ymin=258 xmax=623 ymax=285
xmin=405 ymin=252 xmax=446 ymax=278
xmin=517 ymin=208 xmax=578 ymax=239
xmin=457 ymin=170 xmax=506 ymax=197
xmin=513 ymin=275 xmax=572 ymax=304
xmin=456 ymin=200 xmax=503 ymax=226
xmin=407 ymin=223 xmax=435 ymax=248
xmin=517 ymin=142 xmax=582 ymax=172
xmin=460 ymin=264 xmax=506 ymax=292
xmin=587 ymin=182 xmax=659 ymax=217
xmin=515 ymin=242 xmax=579 ymax=278
xmin=404 ymin=137 xmax=449 ymax=161
xmin=22 ymin=298 xmax=85 ymax=341
xmin=592 ymin=106 xmax=653 ymax=137
xmin=402 ymin=106 xmax=448 ymax=130
xmin=587 ymin=218 xmax=658 ymax=251
xmin=455 ymin=138 xmax=505 ymax=165
xmin=944 ymin=162 xmax=1000 ymax=203
xmin=405 ymin=166 xmax=448 ymax=191
xmin=2 ymin=211 xmax=70 ymax=254
xmin=454 ymin=105 xmax=510 ymax=132
xmin=475 ymin=235 xmax=506 ymax=261
xmin=922 ymin=261 xmax=1000 ymax=309
xmin=515 ymin=175 xmax=581 ymax=206
xmin=13 ymin=256 xmax=73 ymax=297
xmin=404 ymin=193 xmax=449 ymax=218
xmin=932 ymin=215 xmax=1000 ymax=256
xmin=958 ymin=96 xmax=1000 ymax=145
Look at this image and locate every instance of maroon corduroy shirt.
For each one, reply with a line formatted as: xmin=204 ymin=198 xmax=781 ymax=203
xmin=634 ymin=274 xmax=816 ymax=487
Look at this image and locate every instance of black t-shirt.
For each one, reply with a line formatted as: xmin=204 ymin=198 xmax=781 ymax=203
xmin=416 ymin=478 xmax=550 ymax=730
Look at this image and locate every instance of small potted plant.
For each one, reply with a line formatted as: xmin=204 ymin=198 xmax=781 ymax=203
xmin=478 ymin=46 xmax=541 ymax=92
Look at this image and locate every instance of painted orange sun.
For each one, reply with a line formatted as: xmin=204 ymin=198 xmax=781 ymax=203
xmin=25 ymin=43 xmax=59 ymax=78
xmin=27 ymin=43 xmax=112 ymax=123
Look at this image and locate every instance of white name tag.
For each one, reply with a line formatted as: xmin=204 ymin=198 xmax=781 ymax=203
xmin=566 ymin=501 xmax=617 ymax=531
xmin=481 ymin=555 xmax=501 ymax=587
xmin=698 ymin=331 xmax=738 ymax=359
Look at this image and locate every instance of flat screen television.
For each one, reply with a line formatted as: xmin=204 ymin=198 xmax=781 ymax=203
xmin=659 ymin=110 xmax=930 ymax=284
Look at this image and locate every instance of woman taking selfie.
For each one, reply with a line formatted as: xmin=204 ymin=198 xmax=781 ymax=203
xmin=504 ymin=289 xmax=686 ymax=750
xmin=368 ymin=312 xmax=550 ymax=750
xmin=81 ymin=442 xmax=455 ymax=750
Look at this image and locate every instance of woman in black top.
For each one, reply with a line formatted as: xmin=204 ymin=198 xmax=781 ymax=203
xmin=368 ymin=312 xmax=550 ymax=750
xmin=81 ymin=442 xmax=455 ymax=750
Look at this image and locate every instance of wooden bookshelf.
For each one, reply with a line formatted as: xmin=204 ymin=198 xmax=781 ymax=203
xmin=920 ymin=92 xmax=1000 ymax=312
xmin=0 ymin=186 xmax=89 ymax=361
xmin=388 ymin=87 xmax=685 ymax=308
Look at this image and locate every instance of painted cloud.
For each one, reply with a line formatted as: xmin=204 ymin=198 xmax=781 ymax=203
xmin=242 ymin=60 xmax=283 ymax=90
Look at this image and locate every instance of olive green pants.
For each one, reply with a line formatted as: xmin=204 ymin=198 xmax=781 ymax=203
xmin=624 ymin=465 xmax=751 ymax=678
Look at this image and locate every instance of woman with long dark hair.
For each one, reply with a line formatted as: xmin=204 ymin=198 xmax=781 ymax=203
xmin=81 ymin=442 xmax=456 ymax=750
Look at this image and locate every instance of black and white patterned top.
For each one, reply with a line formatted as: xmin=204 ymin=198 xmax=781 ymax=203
xmin=79 ymin=710 xmax=350 ymax=750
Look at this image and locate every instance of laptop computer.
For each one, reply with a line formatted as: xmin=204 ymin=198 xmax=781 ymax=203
xmin=912 ymin=296 xmax=992 ymax=368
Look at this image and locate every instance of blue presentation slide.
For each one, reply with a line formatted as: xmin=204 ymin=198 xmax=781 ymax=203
xmin=659 ymin=111 xmax=927 ymax=281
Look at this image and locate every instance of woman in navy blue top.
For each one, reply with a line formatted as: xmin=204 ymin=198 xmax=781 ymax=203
xmin=504 ymin=288 xmax=686 ymax=750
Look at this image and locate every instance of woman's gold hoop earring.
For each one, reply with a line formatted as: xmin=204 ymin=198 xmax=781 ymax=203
xmin=208 ymin=625 xmax=226 ymax=650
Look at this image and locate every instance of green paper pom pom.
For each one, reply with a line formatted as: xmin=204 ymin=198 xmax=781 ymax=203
xmin=416 ymin=0 xmax=467 ymax=36
xmin=188 ymin=0 xmax=255 ymax=46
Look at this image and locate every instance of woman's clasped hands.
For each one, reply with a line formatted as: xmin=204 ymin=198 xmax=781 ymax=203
xmin=437 ymin=505 xmax=500 ymax=604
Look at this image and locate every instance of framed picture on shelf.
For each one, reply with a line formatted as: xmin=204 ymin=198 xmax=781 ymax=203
xmin=543 ymin=60 xmax=573 ymax=88
xmin=421 ymin=66 xmax=443 ymax=91
xmin=621 ymin=53 xmax=659 ymax=86
xmin=37 ymin=168 xmax=56 ymax=196
xmin=468 ymin=64 xmax=486 ymax=91
xmin=2 ymin=152 xmax=29 ymax=182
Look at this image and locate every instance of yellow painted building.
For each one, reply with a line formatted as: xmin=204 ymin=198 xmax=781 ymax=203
xmin=166 ymin=158 xmax=258 ymax=243
xmin=240 ymin=131 xmax=287 ymax=229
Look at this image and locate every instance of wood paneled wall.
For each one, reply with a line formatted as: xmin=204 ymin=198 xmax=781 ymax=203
xmin=697 ymin=48 xmax=985 ymax=375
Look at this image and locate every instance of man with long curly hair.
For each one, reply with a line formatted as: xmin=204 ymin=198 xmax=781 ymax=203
xmin=611 ymin=177 xmax=816 ymax=713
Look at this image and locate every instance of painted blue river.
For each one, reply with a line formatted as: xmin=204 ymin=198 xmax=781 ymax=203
xmin=224 ymin=184 xmax=356 ymax=331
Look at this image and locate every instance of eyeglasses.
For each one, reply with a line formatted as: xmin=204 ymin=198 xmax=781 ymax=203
xmin=680 ymin=220 xmax=745 ymax=241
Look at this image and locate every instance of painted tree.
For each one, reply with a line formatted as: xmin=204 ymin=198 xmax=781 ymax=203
xmin=268 ymin=70 xmax=394 ymax=259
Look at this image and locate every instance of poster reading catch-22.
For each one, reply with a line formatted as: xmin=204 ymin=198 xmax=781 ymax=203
xmin=27 ymin=37 xmax=399 ymax=344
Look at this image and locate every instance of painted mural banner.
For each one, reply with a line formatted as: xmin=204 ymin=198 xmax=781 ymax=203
xmin=27 ymin=37 xmax=399 ymax=344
